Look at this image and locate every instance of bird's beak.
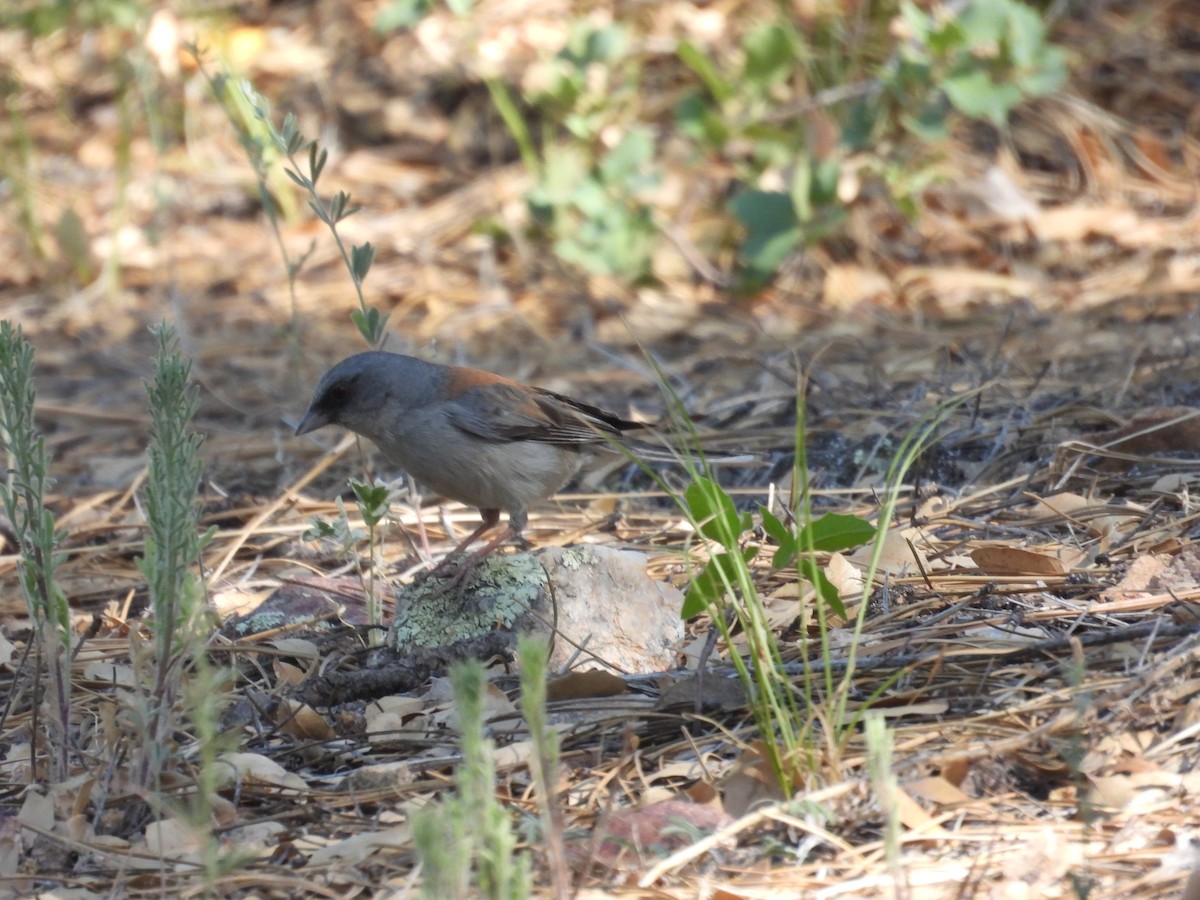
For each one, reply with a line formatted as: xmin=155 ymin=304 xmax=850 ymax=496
xmin=294 ymin=407 xmax=330 ymax=436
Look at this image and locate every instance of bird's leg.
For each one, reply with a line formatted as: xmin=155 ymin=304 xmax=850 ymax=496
xmin=446 ymin=508 xmax=504 ymax=560
xmin=424 ymin=507 xmax=513 ymax=577
xmin=427 ymin=509 xmax=527 ymax=596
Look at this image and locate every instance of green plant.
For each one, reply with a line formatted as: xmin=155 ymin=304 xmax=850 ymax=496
xmin=515 ymin=635 xmax=567 ymax=898
xmin=134 ymin=324 xmax=218 ymax=790
xmin=3 ymin=0 xmax=165 ymax=293
xmin=890 ymin=0 xmax=1067 ymax=136
xmin=3 ymin=0 xmax=143 ymax=33
xmin=412 ymin=656 xmax=532 ymax=899
xmin=679 ymin=1 xmax=1066 ymax=288
xmin=527 ymin=123 xmax=660 ymax=282
xmin=667 ymin=363 xmax=969 ymax=790
xmin=195 ymin=58 xmax=387 ymax=349
xmin=213 ymin=69 xmax=403 ymax=624
xmin=864 ymin=713 xmax=900 ymax=869
xmin=303 ymin=480 xmax=394 ymax=645
xmin=0 ymin=322 xmax=71 ymax=782
xmin=0 ymin=78 xmax=46 ymax=262
xmin=680 ymin=473 xmax=874 ymax=789
xmin=521 ymin=20 xmax=661 ymax=282
xmin=192 ymin=54 xmax=308 ymax=341
xmin=517 ymin=0 xmax=1065 ymax=287
xmin=134 ymin=324 xmax=248 ymax=887
xmin=246 ymin=84 xmax=386 ymax=347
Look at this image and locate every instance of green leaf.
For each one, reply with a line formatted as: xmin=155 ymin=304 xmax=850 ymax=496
xmin=284 ymin=167 xmax=309 ymax=190
xmin=925 ymin=19 xmax=968 ymax=56
xmin=941 ymin=70 xmax=1022 ymax=124
xmin=686 ymin=477 xmax=751 ymax=548
xmin=1016 ymin=45 xmax=1067 ymax=96
xmin=799 ymin=558 xmax=847 ymax=618
xmin=677 ymin=40 xmax=733 ymax=103
xmin=956 ymin=0 xmax=1010 ymax=49
xmin=759 ymin=506 xmax=798 ymax=568
xmin=350 ymin=307 xmax=389 ymax=345
xmin=900 ymin=0 xmax=933 ymax=44
xmin=1005 ymin=1 xmax=1046 ymax=66
xmin=731 ymin=189 xmax=801 ymax=282
xmin=682 ymin=547 xmax=758 ymax=618
xmin=901 ymin=100 xmax=950 ymax=141
xmin=742 ymin=23 xmax=796 ymax=89
xmin=790 ymin=162 xmax=812 ymax=222
xmin=55 ymin=207 xmax=93 ymax=283
xmin=758 ymin=506 xmax=792 ymax=546
xmin=599 ymin=126 xmax=654 ymax=185
xmin=563 ymin=22 xmax=628 ymax=67
xmin=376 ymin=0 xmax=434 ymax=31
xmin=351 ymin=242 xmax=376 ymax=281
xmin=304 ymin=518 xmax=338 ymax=540
xmin=800 ymin=513 xmax=875 ymax=553
xmin=810 ymin=158 xmax=841 ymax=207
xmin=839 ymin=99 xmax=880 ymax=152
xmin=351 ymin=479 xmax=392 ymax=527
xmin=675 ymin=92 xmax=730 ymax=147
xmin=308 ymin=142 xmax=327 ymax=183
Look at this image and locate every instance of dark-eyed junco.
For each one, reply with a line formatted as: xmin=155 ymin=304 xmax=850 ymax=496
xmin=296 ymin=351 xmax=659 ymax=560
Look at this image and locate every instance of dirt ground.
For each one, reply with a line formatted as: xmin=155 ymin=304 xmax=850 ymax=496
xmin=4 ymin=0 xmax=1200 ymax=896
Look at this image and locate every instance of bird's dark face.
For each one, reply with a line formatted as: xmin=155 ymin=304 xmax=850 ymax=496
xmin=295 ymin=365 xmax=367 ymax=436
xmin=295 ymin=351 xmax=436 ymax=442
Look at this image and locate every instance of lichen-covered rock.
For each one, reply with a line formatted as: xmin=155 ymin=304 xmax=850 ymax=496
xmin=388 ymin=546 xmax=685 ymax=674
xmin=389 ymin=553 xmax=547 ymax=648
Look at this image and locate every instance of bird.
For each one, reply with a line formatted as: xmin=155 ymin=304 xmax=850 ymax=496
xmin=295 ymin=350 xmax=659 ymax=568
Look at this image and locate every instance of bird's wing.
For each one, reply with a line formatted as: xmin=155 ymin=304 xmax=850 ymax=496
xmin=447 ymin=382 xmax=633 ymax=446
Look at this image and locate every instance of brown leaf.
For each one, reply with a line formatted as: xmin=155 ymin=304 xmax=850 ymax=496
xmin=970 ymin=545 xmax=1076 ymax=576
xmin=546 ymin=669 xmax=628 ymax=701
xmin=1096 ymin=407 xmax=1200 ymax=457
xmin=277 ymin=701 xmax=335 ymax=742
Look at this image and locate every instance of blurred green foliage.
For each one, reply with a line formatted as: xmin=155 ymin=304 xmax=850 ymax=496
xmin=382 ymin=0 xmax=1068 ymax=290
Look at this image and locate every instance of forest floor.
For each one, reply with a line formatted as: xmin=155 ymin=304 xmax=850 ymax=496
xmin=3 ymin=0 xmax=1200 ymax=896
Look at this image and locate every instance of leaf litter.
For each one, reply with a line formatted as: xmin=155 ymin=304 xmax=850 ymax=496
xmin=3 ymin=0 xmax=1200 ymax=896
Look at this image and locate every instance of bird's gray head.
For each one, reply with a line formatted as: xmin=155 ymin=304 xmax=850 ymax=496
xmin=295 ymin=351 xmax=429 ymax=438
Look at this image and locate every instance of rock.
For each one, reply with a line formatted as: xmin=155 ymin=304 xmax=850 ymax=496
xmin=389 ymin=552 xmax=547 ymax=648
xmin=534 ymin=545 xmax=684 ymax=674
xmin=388 ymin=545 xmax=685 ymax=674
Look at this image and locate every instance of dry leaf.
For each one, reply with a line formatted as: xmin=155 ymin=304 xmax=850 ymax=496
xmin=142 ymin=817 xmax=202 ymax=861
xmin=216 ymin=753 xmax=307 ymax=792
xmin=893 ymin=785 xmax=948 ymax=835
xmin=82 ymin=661 xmax=136 ymax=687
xmin=1098 ymin=407 xmax=1200 ymax=456
xmin=546 ymin=669 xmax=627 ymax=701
xmin=0 ymin=813 xmax=20 ymax=878
xmin=906 ymin=775 xmax=971 ymax=806
xmin=276 ymin=701 xmax=335 ymax=742
xmin=722 ymin=742 xmax=786 ymax=818
xmin=1023 ymin=491 xmax=1092 ymax=521
xmin=305 ymin=825 xmax=412 ymax=865
xmin=1103 ymin=553 xmax=1173 ymax=601
xmin=17 ymin=790 xmax=53 ymax=837
xmin=822 ymin=264 xmax=895 ymax=309
xmin=970 ymin=544 xmax=1077 ymax=576
xmin=826 ymin=551 xmax=863 ymax=598
xmin=851 ymin=528 xmax=926 ymax=575
xmin=273 ymin=659 xmax=307 ymax=687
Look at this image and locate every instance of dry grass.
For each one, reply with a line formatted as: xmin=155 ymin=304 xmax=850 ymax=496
xmin=3 ymin=0 xmax=1200 ymax=896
